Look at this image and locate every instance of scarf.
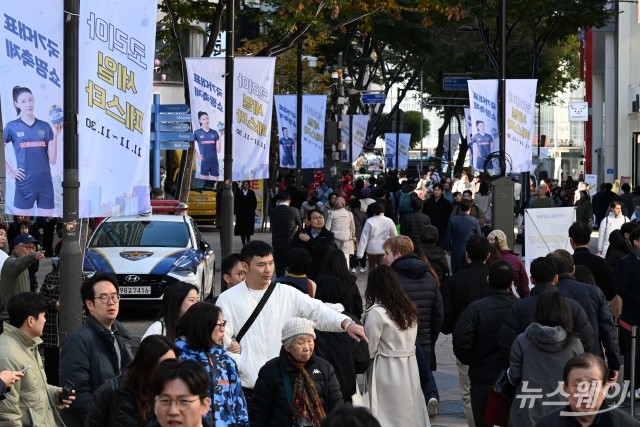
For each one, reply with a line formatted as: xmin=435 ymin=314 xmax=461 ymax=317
xmin=290 ymin=357 xmax=326 ymax=427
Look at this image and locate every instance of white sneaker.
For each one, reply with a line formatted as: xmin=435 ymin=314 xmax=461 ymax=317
xmin=427 ymin=398 xmax=438 ymax=417
xmin=359 ymin=267 xmax=367 ymax=273
xmin=351 ymin=268 xmax=357 ymax=273
xmin=627 ymin=387 xmax=640 ymax=399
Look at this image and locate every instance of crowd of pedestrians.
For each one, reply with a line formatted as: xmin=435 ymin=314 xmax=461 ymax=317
xmin=3 ymin=169 xmax=640 ymax=426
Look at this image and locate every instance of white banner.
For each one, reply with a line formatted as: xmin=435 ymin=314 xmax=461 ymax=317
xmin=340 ymin=114 xmax=368 ymax=163
xmin=468 ymin=80 xmax=499 ymax=173
xmin=569 ymin=102 xmax=588 ymax=122
xmin=300 ymin=95 xmax=326 ymax=170
xmin=274 ymin=95 xmax=298 ymax=168
xmin=232 ymin=57 xmax=276 ymax=180
xmin=384 ymin=133 xmax=410 ymax=170
xmin=523 ymin=207 xmax=576 ymax=275
xmin=78 ymin=1 xmax=156 ymax=217
xmin=0 ymin=1 xmax=63 ymax=217
xmin=186 ymin=58 xmax=225 ymax=179
xmin=506 ymin=79 xmax=537 ymax=173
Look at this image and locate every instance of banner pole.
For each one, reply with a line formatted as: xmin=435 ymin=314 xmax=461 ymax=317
xmin=221 ymin=0 xmax=235 ymax=258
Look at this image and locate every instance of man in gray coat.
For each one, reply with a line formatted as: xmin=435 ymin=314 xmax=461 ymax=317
xmin=0 ymin=234 xmax=45 ymax=333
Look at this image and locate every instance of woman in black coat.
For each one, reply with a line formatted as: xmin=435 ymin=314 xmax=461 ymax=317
xmin=234 ymin=181 xmax=258 ymax=246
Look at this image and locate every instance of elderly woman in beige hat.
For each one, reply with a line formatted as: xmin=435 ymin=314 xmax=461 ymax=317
xmin=249 ymin=317 xmax=343 ymax=426
xmin=487 ymin=229 xmax=530 ymax=298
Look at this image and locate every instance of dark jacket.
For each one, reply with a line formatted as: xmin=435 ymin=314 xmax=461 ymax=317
xmin=60 ymin=315 xmax=133 ymax=425
xmin=314 ymin=274 xmax=363 ymax=319
xmin=444 ymin=214 xmax=482 ymax=273
xmin=391 ymin=254 xmax=444 ymax=347
xmin=440 ymin=262 xmax=491 ymax=334
xmin=0 ymin=251 xmax=39 ymax=321
xmin=399 ymin=211 xmax=431 ymax=247
xmin=290 ymin=227 xmax=336 ymax=279
xmin=351 ymin=208 xmax=367 ymax=241
xmin=314 ymin=312 xmax=370 ymax=400
xmin=498 ymin=283 xmax=594 ymax=359
xmin=605 ymin=229 xmax=630 ymax=281
xmin=572 ymin=247 xmax=616 ymax=300
xmin=450 ymin=204 xmax=487 ymax=226
xmin=421 ymin=196 xmax=452 ymax=247
xmin=249 ymin=348 xmax=344 ymax=426
xmin=453 ymin=289 xmax=518 ymax=384
xmin=85 ymin=375 xmax=159 ymax=427
xmin=269 ymin=203 xmax=302 ymax=249
xmin=556 ymin=273 xmax=621 ymax=370
xmin=617 ymin=253 xmax=640 ymax=326
xmin=416 ymin=241 xmax=450 ymax=283
xmin=234 ymin=188 xmax=258 ymax=236
xmin=535 ymin=403 xmax=640 ymax=426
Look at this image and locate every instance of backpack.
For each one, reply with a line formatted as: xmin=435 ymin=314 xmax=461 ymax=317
xmin=398 ymin=191 xmax=412 ymax=215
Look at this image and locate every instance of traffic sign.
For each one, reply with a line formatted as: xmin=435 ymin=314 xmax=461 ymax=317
xmin=152 ymin=112 xmax=192 ymax=122
xmin=150 ymin=132 xmax=194 ymax=141
xmin=158 ymin=104 xmax=190 ymax=113
xmin=158 ymin=122 xmax=191 ymax=132
xmin=361 ymin=93 xmax=386 ymax=104
xmin=443 ymin=76 xmax=472 ymax=91
xmin=151 ymin=140 xmax=191 ymax=150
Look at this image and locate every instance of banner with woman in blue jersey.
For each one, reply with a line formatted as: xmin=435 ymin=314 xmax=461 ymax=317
xmin=0 ymin=1 xmax=64 ymax=217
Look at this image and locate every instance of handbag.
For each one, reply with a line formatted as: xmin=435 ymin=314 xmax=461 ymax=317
xmin=351 ymin=381 xmax=365 ymax=407
xmin=494 ymin=368 xmax=517 ymax=401
xmin=483 ymin=388 xmax=511 ymax=427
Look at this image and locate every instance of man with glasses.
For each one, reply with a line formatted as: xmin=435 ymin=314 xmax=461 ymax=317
xmin=0 ymin=233 xmax=45 ymax=334
xmin=60 ymin=273 xmax=132 ymax=426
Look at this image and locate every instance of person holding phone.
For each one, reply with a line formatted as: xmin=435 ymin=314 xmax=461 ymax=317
xmin=0 ymin=292 xmax=75 ymax=424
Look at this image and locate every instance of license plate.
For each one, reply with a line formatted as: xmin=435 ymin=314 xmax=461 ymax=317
xmin=119 ymin=286 xmax=151 ymax=295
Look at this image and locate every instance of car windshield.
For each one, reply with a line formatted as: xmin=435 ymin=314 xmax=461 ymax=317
xmin=90 ymin=220 xmax=191 ymax=248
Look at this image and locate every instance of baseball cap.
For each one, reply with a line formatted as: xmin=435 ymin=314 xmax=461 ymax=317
xmin=14 ymin=233 xmax=39 ymax=246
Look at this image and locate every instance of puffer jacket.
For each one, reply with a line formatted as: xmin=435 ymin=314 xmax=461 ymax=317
xmin=0 ymin=324 xmax=64 ymax=426
xmin=452 ymin=290 xmax=518 ymax=384
xmin=416 ymin=241 xmax=450 ymax=283
xmin=605 ymin=229 xmax=630 ymax=279
xmin=60 ymin=315 xmax=133 ymax=426
xmin=249 ymin=348 xmax=343 ymax=427
xmin=399 ymin=211 xmax=431 ymax=246
xmin=175 ymin=338 xmax=249 ymax=426
xmin=269 ymin=204 xmax=302 ymax=249
xmin=391 ymin=254 xmax=444 ymax=347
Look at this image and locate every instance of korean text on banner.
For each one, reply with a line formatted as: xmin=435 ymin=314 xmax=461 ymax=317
xmin=523 ymin=207 xmax=576 ymax=275
xmin=186 ymin=58 xmax=226 ymax=180
xmin=78 ymin=0 xmax=157 ymax=217
xmin=0 ymin=0 xmax=63 ymax=217
xmin=301 ymin=95 xmax=326 ymax=169
xmin=233 ymin=57 xmax=276 ymax=181
xmin=384 ymin=134 xmax=397 ymax=170
xmin=340 ymin=114 xmax=368 ymax=164
xmin=274 ymin=95 xmax=298 ymax=169
xmin=467 ymin=80 xmax=499 ymax=173
xmin=397 ymin=133 xmax=410 ymax=170
xmin=505 ymin=79 xmax=537 ymax=173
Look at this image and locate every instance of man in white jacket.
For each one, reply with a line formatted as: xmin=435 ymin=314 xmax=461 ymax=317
xmin=215 ymin=240 xmax=367 ymax=398
xmin=598 ymin=201 xmax=628 ymax=257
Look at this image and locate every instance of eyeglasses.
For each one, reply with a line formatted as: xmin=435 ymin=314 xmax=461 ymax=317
xmin=18 ymin=244 xmax=36 ymax=251
xmin=94 ymin=294 xmax=121 ymax=304
xmin=155 ymin=397 xmax=200 ymax=410
xmin=310 ymin=216 xmax=324 ymax=221
xmin=216 ymin=320 xmax=227 ymax=329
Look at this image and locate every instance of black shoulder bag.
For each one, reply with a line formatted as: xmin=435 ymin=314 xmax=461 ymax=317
xmin=234 ymin=281 xmax=276 ymax=343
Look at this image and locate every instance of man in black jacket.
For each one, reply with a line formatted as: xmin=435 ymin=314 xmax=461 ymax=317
xmin=453 ymin=260 xmax=518 ymax=427
xmin=498 ymin=257 xmax=594 ymax=360
xmin=60 ymin=274 xmax=132 ymax=426
xmin=269 ymin=191 xmax=302 ymax=278
xmin=547 ymin=249 xmax=621 ymax=383
xmin=569 ymin=221 xmax=615 ymax=300
xmin=383 ymin=235 xmax=443 ymax=417
xmin=440 ymin=234 xmax=491 ymax=426
xmin=421 ymin=183 xmax=452 ymax=248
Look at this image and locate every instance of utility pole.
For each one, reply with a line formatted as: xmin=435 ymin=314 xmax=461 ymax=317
xmin=59 ymin=0 xmax=83 ymax=340
xmin=221 ymin=0 xmax=235 ymax=258
xmin=296 ymin=40 xmax=303 ymax=188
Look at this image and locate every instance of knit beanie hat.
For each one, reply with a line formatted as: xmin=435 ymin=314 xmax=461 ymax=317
xmin=281 ymin=317 xmax=316 ymax=347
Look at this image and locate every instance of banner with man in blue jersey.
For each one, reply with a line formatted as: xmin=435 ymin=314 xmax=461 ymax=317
xmin=77 ymin=0 xmax=157 ymax=217
xmin=0 ymin=0 xmax=63 ymax=217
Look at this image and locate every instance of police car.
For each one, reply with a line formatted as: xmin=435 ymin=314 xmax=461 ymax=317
xmin=83 ymin=214 xmax=215 ymax=304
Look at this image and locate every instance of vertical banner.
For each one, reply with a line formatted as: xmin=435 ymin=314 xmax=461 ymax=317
xmin=467 ymin=80 xmax=499 ymax=172
xmin=505 ymin=79 xmax=537 ymax=172
xmin=340 ymin=114 xmax=368 ymax=163
xmin=185 ymin=58 xmax=226 ymax=179
xmin=0 ymin=1 xmax=63 ymax=217
xmin=397 ymin=133 xmax=410 ymax=170
xmin=274 ymin=95 xmax=297 ymax=169
xmin=78 ymin=1 xmax=156 ymax=217
xmin=384 ymin=134 xmax=396 ymax=170
xmin=232 ymin=57 xmax=275 ymax=181
xmin=300 ymin=95 xmax=326 ymax=169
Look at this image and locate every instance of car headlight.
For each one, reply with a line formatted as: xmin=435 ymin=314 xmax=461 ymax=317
xmin=170 ymin=262 xmax=198 ymax=277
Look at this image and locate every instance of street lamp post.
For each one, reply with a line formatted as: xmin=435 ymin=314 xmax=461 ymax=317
xmin=296 ymin=40 xmax=303 ymax=188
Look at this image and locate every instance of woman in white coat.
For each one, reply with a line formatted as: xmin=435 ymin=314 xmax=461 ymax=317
xmin=325 ymin=197 xmax=356 ymax=265
xmin=362 ymin=265 xmax=430 ymax=427
xmin=597 ymin=201 xmax=629 ymax=257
